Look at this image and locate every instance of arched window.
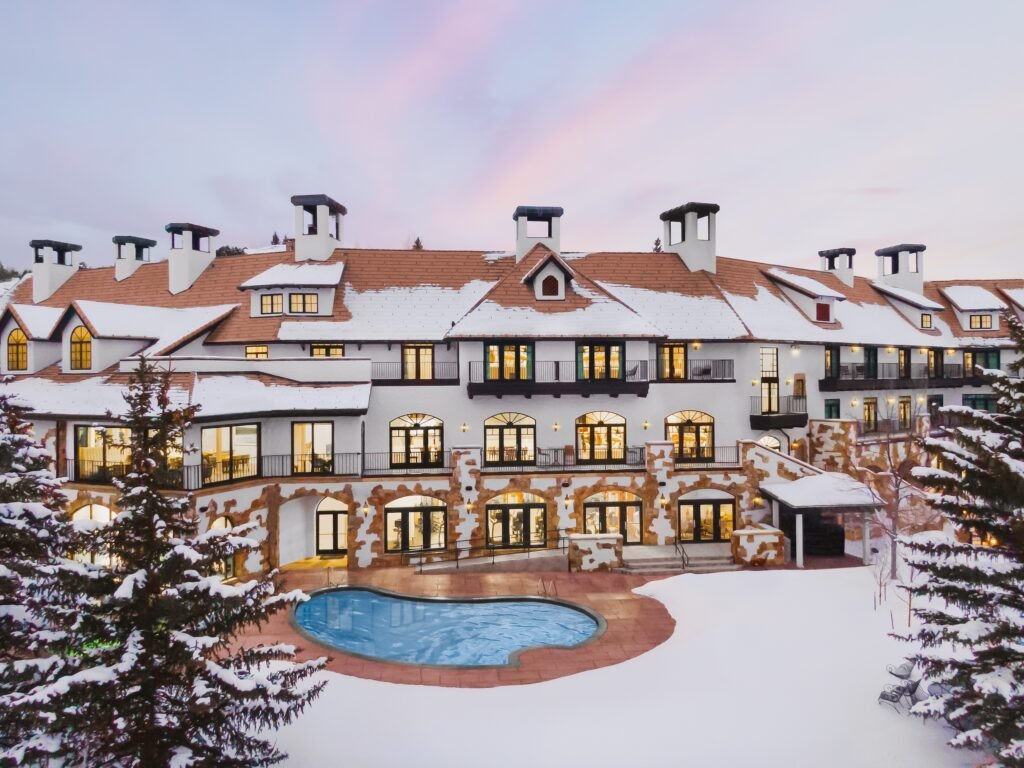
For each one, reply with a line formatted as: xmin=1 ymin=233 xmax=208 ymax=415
xmin=70 ymin=325 xmax=92 ymax=370
xmin=384 ymin=495 xmax=446 ymax=553
xmin=582 ymin=490 xmax=642 ymax=544
xmin=389 ymin=414 xmax=443 ymax=468
xmin=666 ymin=410 xmax=714 ymax=463
xmin=485 ymin=491 xmax=546 ymax=548
xmin=541 ymin=274 xmax=559 ymax=297
xmin=484 ymin=413 xmax=535 ymax=465
xmin=7 ymin=328 xmax=27 ymax=371
xmin=575 ymin=411 xmax=626 ymax=463
xmin=316 ymin=497 xmax=348 ymax=556
xmin=71 ymin=504 xmax=112 ymax=566
xmin=757 ymin=434 xmax=782 ymax=451
xmin=678 ymin=490 xmax=735 ymax=543
xmin=209 ymin=516 xmax=236 ymax=579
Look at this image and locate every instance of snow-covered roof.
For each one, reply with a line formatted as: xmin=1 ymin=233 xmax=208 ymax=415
xmin=279 ymin=280 xmax=495 ymax=342
xmin=760 ymin=472 xmax=880 ymax=509
xmin=766 ymin=269 xmax=846 ymax=300
xmin=1002 ymin=287 xmax=1024 ymax=308
xmin=939 ymin=285 xmax=1007 ymax=311
xmin=0 ymin=276 xmax=23 ymax=312
xmin=871 ymin=282 xmax=945 ymax=310
xmin=239 ymin=263 xmax=345 ymax=289
xmin=243 ymin=244 xmax=288 ymax=256
xmin=7 ymin=303 xmax=64 ymax=339
xmin=71 ymin=301 xmax=237 ymax=355
xmin=192 ymin=376 xmax=370 ymax=417
xmin=597 ymin=282 xmax=748 ymax=339
xmin=1 ymin=375 xmax=191 ymax=418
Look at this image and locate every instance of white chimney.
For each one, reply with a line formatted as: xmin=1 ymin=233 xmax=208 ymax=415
xmin=818 ymin=247 xmax=856 ymax=287
xmin=30 ymin=239 xmax=81 ymax=303
xmin=166 ymin=223 xmax=219 ymax=295
xmin=292 ymin=194 xmax=346 ymax=262
xmin=875 ymin=243 xmax=925 ymax=294
xmin=660 ymin=202 xmax=719 ymax=273
xmin=113 ymin=235 xmax=156 ymax=282
xmin=513 ymin=206 xmax=562 ymax=262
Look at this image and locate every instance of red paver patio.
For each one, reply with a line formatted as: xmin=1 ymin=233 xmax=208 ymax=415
xmin=242 ymin=567 xmax=676 ymax=688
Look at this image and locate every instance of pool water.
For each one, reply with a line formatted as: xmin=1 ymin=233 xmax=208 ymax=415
xmin=293 ymin=588 xmax=600 ymax=667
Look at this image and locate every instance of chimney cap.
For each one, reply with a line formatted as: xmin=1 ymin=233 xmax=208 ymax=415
xmin=290 ymin=194 xmax=347 ymax=215
xmin=512 ymin=205 xmax=563 ymax=221
xmin=165 ymin=223 xmax=220 ymax=237
xmin=875 ymin=243 xmax=926 ymax=257
xmin=29 ymin=239 xmax=82 ymax=251
xmin=818 ymin=247 xmax=856 ymax=258
xmin=112 ymin=235 xmax=157 ymax=248
xmin=659 ymin=202 xmax=720 ymax=222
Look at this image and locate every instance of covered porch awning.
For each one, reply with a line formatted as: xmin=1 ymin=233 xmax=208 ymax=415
xmin=760 ymin=472 xmax=882 ymax=568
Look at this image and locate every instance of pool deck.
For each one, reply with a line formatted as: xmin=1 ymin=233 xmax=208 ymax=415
xmin=242 ymin=567 xmax=676 ymax=688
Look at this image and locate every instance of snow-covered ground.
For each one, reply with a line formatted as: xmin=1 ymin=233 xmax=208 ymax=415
xmin=277 ymin=568 xmax=979 ymax=768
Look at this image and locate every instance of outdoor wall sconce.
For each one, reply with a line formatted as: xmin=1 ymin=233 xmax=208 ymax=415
xmin=851 ymin=398 xmax=859 ymax=407
xmin=790 ymin=344 xmax=800 ymax=354
xmin=919 ymin=347 xmax=928 ymax=355
xmin=563 ymin=496 xmax=571 ymax=509
xmin=466 ymin=501 xmax=474 ymax=512
xmin=850 ymin=345 xmax=859 ymax=353
xmin=917 ymin=396 xmax=926 ymax=404
xmin=946 ymin=349 xmax=956 ymax=356
xmin=361 ymin=503 xmax=369 ymax=514
xmin=460 ymin=422 xmax=468 ymax=432
xmin=552 ymin=421 xmax=560 ymax=432
xmin=753 ymin=495 xmax=764 ymax=506
xmin=658 ymin=495 xmax=667 ymax=509
xmin=692 ymin=341 xmax=702 ymax=350
xmin=886 ymin=346 xmax=895 ymax=353
xmin=792 ymin=440 xmax=801 ymax=448
xmin=785 ymin=378 xmax=793 ymax=386
xmin=887 ymin=397 xmax=896 ymax=405
xmin=751 ymin=379 xmax=758 ymax=387
xmin=642 ymin=419 xmax=650 ymax=430
xmin=561 ymin=479 xmax=571 ymax=488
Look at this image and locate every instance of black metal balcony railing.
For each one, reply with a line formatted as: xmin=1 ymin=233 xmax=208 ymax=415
xmin=652 ymin=358 xmax=735 ymax=382
xmin=829 ymin=361 xmax=965 ymax=381
xmin=69 ymin=458 xmax=185 ymax=489
xmin=371 ymin=361 xmax=460 ymax=382
xmin=749 ymin=395 xmax=807 ymax=416
xmin=468 ymin=360 xmax=650 ymax=384
xmin=261 ymin=453 xmax=362 ymax=478
xmin=856 ymin=419 xmax=913 ymax=436
xmin=673 ymin=445 xmax=741 ymax=468
xmin=362 ymin=451 xmax=452 ymax=476
xmin=479 ymin=446 xmax=646 ymax=473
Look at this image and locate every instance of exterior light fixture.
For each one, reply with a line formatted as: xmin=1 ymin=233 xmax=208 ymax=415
xmin=751 ymin=379 xmax=758 ymax=387
xmin=919 ymin=347 xmax=928 ymax=355
xmin=466 ymin=501 xmax=474 ymax=511
xmin=886 ymin=346 xmax=895 ymax=353
xmin=851 ymin=398 xmax=859 ymax=407
xmin=850 ymin=345 xmax=860 ymax=353
xmin=552 ymin=421 xmax=560 ymax=432
xmin=563 ymin=496 xmax=570 ymax=509
xmin=946 ymin=349 xmax=955 ymax=356
xmin=642 ymin=419 xmax=650 ymax=430
xmin=887 ymin=397 xmax=895 ymax=405
xmin=917 ymin=396 xmax=926 ymax=404
xmin=785 ymin=378 xmax=793 ymax=386
xmin=361 ymin=503 xmax=369 ymax=514
xmin=659 ymin=495 xmax=667 ymax=509
xmin=753 ymin=495 xmax=764 ymax=506
xmin=791 ymin=344 xmax=801 ymax=354
xmin=460 ymin=422 xmax=468 ymax=433
xmin=692 ymin=341 xmax=702 ymax=350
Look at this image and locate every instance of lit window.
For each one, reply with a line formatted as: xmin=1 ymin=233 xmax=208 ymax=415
xmin=921 ymin=313 xmax=932 ymax=329
xmin=200 ymin=424 xmax=259 ymax=485
xmin=969 ymin=314 xmax=992 ymax=330
xmin=7 ymin=328 xmax=27 ymax=371
xmin=289 ymin=293 xmax=318 ymax=314
xmin=70 ymin=325 xmax=92 ymax=370
xmin=245 ymin=345 xmax=268 ymax=360
xmin=260 ymin=294 xmax=283 ymax=314
xmin=310 ymin=344 xmax=344 ymax=358
xmin=384 ymin=495 xmax=447 ymax=553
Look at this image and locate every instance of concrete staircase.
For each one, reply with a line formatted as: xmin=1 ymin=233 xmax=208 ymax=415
xmin=618 ymin=544 xmax=742 ymax=575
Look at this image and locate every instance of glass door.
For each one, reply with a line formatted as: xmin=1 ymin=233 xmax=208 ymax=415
xmin=678 ymin=501 xmax=734 ymax=542
xmin=582 ymin=502 xmax=642 ymax=544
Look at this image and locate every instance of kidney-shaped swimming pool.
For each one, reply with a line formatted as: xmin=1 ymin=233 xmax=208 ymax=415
xmin=293 ymin=586 xmax=604 ymax=667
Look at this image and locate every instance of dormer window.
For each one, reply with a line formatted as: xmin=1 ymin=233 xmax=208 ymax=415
xmin=70 ymin=325 xmax=92 ymax=370
xmin=289 ymin=293 xmax=318 ymax=314
xmin=7 ymin=328 xmax=27 ymax=371
xmin=921 ymin=313 xmax=933 ymax=329
xmin=245 ymin=345 xmax=269 ymax=360
xmin=815 ymin=302 xmax=831 ymax=322
xmin=260 ymin=294 xmax=283 ymax=315
xmin=969 ymin=314 xmax=992 ymax=330
xmin=541 ymin=275 xmax=559 ymax=297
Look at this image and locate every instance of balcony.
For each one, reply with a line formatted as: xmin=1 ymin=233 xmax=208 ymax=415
xmin=479 ymin=445 xmax=646 ymax=473
xmin=673 ymin=445 xmax=741 ymax=469
xmin=651 ymin=358 xmax=735 ymax=382
xmin=468 ymin=360 xmax=650 ymax=397
xmin=67 ymin=458 xmax=185 ymax=490
xmin=371 ymin=361 xmax=459 ymax=385
xmin=749 ymin=396 xmax=808 ymax=430
xmin=819 ymin=361 xmax=969 ymax=392
xmin=855 ymin=419 xmax=914 ymax=438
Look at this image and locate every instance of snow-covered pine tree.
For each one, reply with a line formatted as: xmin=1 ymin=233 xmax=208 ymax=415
xmin=0 ymin=383 xmax=93 ymax=765
xmin=904 ymin=310 xmax=1024 ymax=765
xmin=51 ymin=360 xmax=326 ymax=767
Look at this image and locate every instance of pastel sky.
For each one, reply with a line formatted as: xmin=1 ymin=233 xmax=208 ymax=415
xmin=1 ymin=0 xmax=1022 ymax=279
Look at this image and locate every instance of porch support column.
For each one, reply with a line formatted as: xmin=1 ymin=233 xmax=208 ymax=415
xmin=795 ymin=512 xmax=805 ymax=569
xmin=862 ymin=512 xmax=871 ymax=565
xmin=771 ymin=498 xmax=780 ymax=528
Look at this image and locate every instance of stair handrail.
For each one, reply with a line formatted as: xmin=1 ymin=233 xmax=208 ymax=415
xmin=673 ymin=539 xmax=690 ymax=570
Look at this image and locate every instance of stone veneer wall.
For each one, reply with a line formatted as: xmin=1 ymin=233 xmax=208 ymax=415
xmin=60 ymin=439 xmax=839 ymax=574
xmin=568 ymin=533 xmax=623 ymax=572
xmin=731 ymin=524 xmax=785 ymax=566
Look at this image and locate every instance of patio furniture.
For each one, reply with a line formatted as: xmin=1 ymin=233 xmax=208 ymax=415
xmin=878 ymin=679 xmax=918 ymax=712
xmin=887 ymin=660 xmax=915 ymax=679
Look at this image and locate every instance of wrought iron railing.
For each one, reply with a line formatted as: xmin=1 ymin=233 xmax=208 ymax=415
xmin=749 ymin=395 xmax=807 ymax=415
xmin=479 ymin=445 xmax=646 ymax=473
xmin=468 ymin=360 xmax=650 ymax=384
xmin=361 ymin=451 xmax=452 ymax=476
xmin=651 ymin=358 xmax=735 ymax=382
xmin=673 ymin=445 xmax=740 ymax=468
xmin=371 ymin=361 xmax=460 ymax=382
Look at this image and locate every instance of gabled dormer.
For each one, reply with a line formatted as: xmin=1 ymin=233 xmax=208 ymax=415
xmin=521 ymin=248 xmax=574 ymax=301
xmin=240 ymin=263 xmax=344 ymax=317
xmin=871 ymin=282 xmax=944 ymax=331
xmin=513 ymin=206 xmax=562 ymax=262
xmin=765 ymin=268 xmax=845 ymax=324
xmin=30 ymin=239 xmax=81 ymax=303
xmin=0 ymin=304 xmax=63 ymax=374
xmin=939 ymin=285 xmax=1006 ymax=333
xmin=166 ymin=222 xmax=219 ymax=294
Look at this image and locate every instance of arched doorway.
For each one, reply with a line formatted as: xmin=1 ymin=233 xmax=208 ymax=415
xmin=582 ymin=490 xmax=642 ymax=544
xmin=71 ymin=503 xmax=112 ymax=565
xmin=316 ymin=497 xmax=348 ymax=556
xmin=666 ymin=410 xmax=714 ymax=462
xmin=389 ymin=413 xmax=443 ymax=468
xmin=678 ymin=490 xmax=735 ymax=543
xmin=384 ymin=495 xmax=447 ymax=554
xmin=485 ymin=491 xmax=546 ymax=548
